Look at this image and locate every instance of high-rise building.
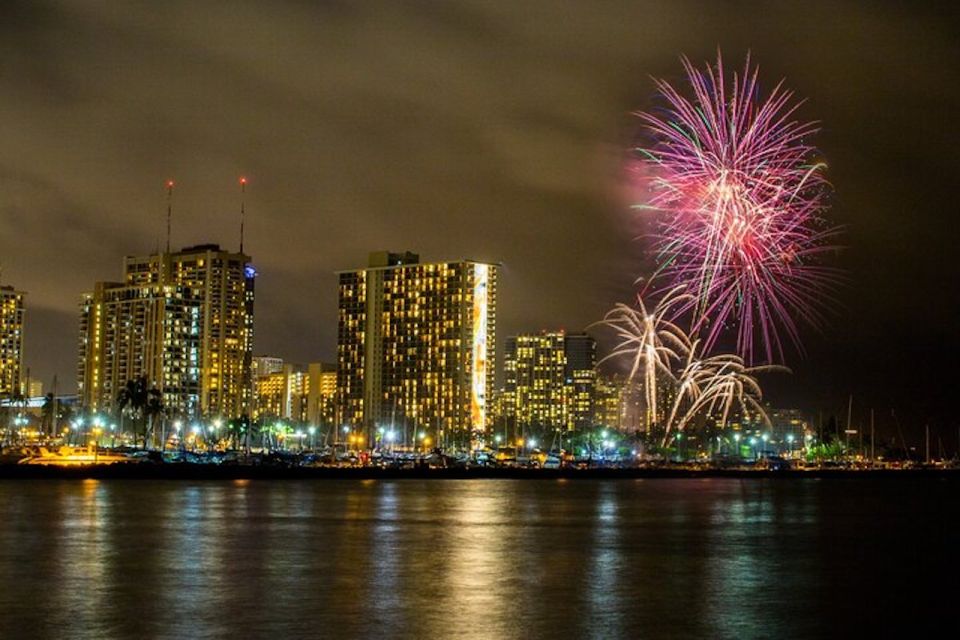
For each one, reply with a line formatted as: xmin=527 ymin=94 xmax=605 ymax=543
xmin=0 ymin=283 xmax=25 ymax=400
xmin=79 ymin=244 xmax=255 ymax=419
xmin=503 ymin=331 xmax=598 ymax=434
xmin=252 ymin=360 xmax=337 ymax=428
xmin=306 ymin=362 xmax=337 ymax=428
xmin=504 ymin=332 xmax=568 ymax=433
xmin=336 ymin=251 xmax=498 ymax=448
xmin=78 ymin=281 xmax=202 ymax=416
xmin=253 ymin=362 xmax=308 ymax=422
xmin=594 ymin=374 xmax=627 ymax=431
xmin=564 ymin=332 xmax=597 ymax=431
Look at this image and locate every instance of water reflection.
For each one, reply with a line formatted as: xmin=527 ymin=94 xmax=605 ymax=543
xmin=0 ymin=479 xmax=956 ymax=639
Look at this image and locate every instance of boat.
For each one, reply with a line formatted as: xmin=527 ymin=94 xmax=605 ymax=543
xmin=18 ymin=445 xmax=137 ymax=466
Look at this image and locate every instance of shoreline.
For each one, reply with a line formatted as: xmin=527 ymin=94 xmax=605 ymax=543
xmin=1 ymin=464 xmax=957 ymax=481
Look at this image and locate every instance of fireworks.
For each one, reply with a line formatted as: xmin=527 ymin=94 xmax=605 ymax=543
xmin=636 ymin=52 xmax=840 ymax=363
xmin=598 ymin=287 xmax=692 ymax=429
xmin=600 ymin=290 xmax=786 ymax=445
xmin=660 ymin=341 xmax=786 ymax=447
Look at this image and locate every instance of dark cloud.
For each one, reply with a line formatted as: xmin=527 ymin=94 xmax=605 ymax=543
xmin=1 ymin=1 xmax=958 ymax=436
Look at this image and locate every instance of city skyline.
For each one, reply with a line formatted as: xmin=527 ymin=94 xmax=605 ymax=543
xmin=3 ymin=5 xmax=959 ymax=639
xmin=1 ymin=2 xmax=957 ymax=434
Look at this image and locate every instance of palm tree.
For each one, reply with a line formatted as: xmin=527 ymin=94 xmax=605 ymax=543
xmin=41 ymin=393 xmax=56 ymax=436
xmin=117 ymin=377 xmax=164 ymax=448
xmin=228 ymin=415 xmax=251 ymax=452
xmin=118 ymin=377 xmax=148 ymax=445
xmin=145 ymin=388 xmax=164 ymax=450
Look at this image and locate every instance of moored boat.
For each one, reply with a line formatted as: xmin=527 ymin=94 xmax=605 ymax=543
xmin=17 ymin=445 xmax=136 ymax=466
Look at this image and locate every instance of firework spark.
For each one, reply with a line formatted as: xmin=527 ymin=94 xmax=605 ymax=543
xmin=660 ymin=341 xmax=786 ymax=447
xmin=636 ymin=52 xmax=840 ymax=363
xmin=598 ymin=287 xmax=692 ymax=430
xmin=600 ymin=291 xmax=786 ymax=445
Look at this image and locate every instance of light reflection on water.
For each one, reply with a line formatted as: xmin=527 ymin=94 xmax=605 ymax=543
xmin=0 ymin=478 xmax=956 ymax=639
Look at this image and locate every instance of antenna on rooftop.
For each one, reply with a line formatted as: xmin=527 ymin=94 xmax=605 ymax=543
xmin=239 ymin=176 xmax=247 ymax=254
xmin=165 ymin=179 xmax=175 ymax=254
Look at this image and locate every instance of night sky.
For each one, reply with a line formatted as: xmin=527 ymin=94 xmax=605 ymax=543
xmin=1 ymin=1 xmax=957 ymax=438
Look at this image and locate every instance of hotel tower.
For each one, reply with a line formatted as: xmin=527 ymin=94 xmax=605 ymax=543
xmin=78 ymin=244 xmax=255 ymax=419
xmin=336 ymin=251 xmax=498 ymax=449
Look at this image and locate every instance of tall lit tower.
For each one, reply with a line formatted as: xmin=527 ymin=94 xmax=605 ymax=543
xmin=503 ymin=332 xmax=568 ymax=434
xmin=78 ymin=185 xmax=256 ymax=419
xmin=0 ymin=280 xmax=25 ymax=400
xmin=121 ymin=244 xmax=256 ymax=418
xmin=336 ymin=251 xmax=498 ymax=449
xmin=504 ymin=331 xmax=598 ymax=435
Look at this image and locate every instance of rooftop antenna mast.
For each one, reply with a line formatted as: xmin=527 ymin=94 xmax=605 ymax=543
xmin=166 ymin=179 xmax=175 ymax=254
xmin=239 ymin=176 xmax=247 ymax=254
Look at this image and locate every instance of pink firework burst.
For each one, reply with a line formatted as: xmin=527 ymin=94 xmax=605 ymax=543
xmin=636 ymin=52 xmax=841 ymax=364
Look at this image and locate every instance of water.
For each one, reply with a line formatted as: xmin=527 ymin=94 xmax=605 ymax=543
xmin=0 ymin=478 xmax=956 ymax=639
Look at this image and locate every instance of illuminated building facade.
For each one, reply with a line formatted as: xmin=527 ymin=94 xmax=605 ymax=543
xmin=79 ymin=244 xmax=255 ymax=418
xmin=503 ymin=331 xmax=598 ymax=434
xmin=336 ymin=251 xmax=498 ymax=448
xmin=564 ymin=333 xmax=597 ymax=431
xmin=253 ymin=362 xmax=308 ymax=422
xmin=306 ymin=362 xmax=337 ymax=428
xmin=78 ymin=282 xmax=201 ymax=416
xmin=0 ymin=284 xmax=25 ymax=399
xmin=504 ymin=332 xmax=568 ymax=432
xmin=251 ymin=360 xmax=340 ymax=429
xmin=252 ymin=355 xmax=284 ymax=378
xmin=594 ymin=375 xmax=627 ymax=431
